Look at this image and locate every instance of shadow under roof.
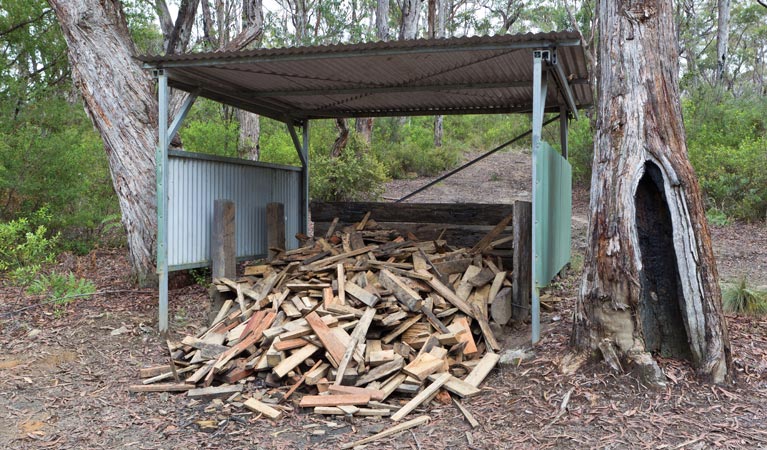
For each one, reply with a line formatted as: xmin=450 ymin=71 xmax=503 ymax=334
xmin=140 ymin=31 xmax=592 ymax=124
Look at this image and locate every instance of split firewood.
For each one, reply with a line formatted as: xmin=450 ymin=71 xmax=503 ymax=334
xmin=134 ymin=215 xmax=530 ymax=424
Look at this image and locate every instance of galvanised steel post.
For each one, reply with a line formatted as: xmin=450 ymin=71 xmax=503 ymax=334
xmin=156 ymin=70 xmax=170 ymax=334
xmin=531 ymin=50 xmax=549 ymax=345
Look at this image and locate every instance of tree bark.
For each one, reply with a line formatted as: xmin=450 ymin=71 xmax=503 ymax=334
xmin=47 ymin=0 xmax=158 ymax=286
xmin=399 ymin=0 xmax=422 ymax=40
xmin=716 ymin=0 xmax=730 ymax=84
xmin=353 ymin=0 xmax=390 ymax=144
xmin=330 ymin=118 xmax=349 ymax=157
xmin=571 ymin=0 xmax=731 ymax=384
xmin=237 ymin=0 xmax=263 ymax=160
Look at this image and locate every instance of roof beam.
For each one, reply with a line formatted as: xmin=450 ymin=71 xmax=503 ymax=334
xmin=142 ymin=39 xmax=582 ymax=69
xmin=247 ymin=80 xmax=543 ymax=98
xmin=548 ymin=52 xmax=579 ymax=120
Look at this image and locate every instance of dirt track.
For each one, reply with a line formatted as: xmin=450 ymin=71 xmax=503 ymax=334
xmin=1 ymin=148 xmax=766 ymax=449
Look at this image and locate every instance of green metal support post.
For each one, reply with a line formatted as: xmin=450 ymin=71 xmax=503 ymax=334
xmin=531 ymin=50 xmax=549 ymax=345
xmin=155 ymin=70 xmax=169 ymax=334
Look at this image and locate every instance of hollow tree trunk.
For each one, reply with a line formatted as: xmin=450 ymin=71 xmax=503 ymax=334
xmin=47 ymin=0 xmax=158 ymax=285
xmin=571 ymin=0 xmax=731 ymax=384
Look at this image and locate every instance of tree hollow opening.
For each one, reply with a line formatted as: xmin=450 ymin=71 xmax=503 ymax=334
xmin=635 ymin=161 xmax=691 ymax=360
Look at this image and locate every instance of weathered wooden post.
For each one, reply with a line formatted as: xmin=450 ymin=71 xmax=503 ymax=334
xmin=209 ymin=199 xmax=235 ymax=323
xmin=267 ymin=202 xmax=286 ymax=261
xmin=512 ymin=200 xmax=532 ymax=324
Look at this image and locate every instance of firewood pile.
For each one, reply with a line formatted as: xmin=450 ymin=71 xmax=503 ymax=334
xmin=131 ymin=212 xmax=514 ymax=430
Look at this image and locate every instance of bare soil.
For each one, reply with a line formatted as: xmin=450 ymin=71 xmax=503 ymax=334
xmin=1 ymin=149 xmax=766 ymax=449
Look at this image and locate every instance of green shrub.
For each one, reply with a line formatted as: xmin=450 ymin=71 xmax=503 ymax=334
xmin=27 ymin=271 xmax=96 ymax=304
xmin=0 ymin=207 xmax=59 ymax=276
xmin=310 ymin=134 xmax=388 ymax=201
xmin=566 ymin=117 xmax=595 ymax=183
xmin=722 ymin=278 xmax=767 ymax=315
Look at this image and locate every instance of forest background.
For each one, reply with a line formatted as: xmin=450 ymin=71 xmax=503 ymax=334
xmin=0 ymin=0 xmax=765 ymax=290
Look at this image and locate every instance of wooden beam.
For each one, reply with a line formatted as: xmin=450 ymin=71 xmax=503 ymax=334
xmin=267 ymin=202 xmax=286 ymax=261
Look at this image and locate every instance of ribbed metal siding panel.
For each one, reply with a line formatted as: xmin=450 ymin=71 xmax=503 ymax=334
xmin=167 ymin=151 xmax=301 ymax=270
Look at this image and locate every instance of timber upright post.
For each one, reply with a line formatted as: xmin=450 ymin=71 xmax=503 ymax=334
xmin=211 ymin=200 xmax=236 ymax=279
xmin=267 ymin=202 xmax=286 ymax=260
xmin=530 ymin=50 xmax=549 ymax=344
xmin=155 ymin=70 xmax=170 ymax=335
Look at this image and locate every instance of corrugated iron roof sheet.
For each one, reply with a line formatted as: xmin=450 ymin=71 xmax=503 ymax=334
xmin=140 ymin=32 xmax=592 ymax=122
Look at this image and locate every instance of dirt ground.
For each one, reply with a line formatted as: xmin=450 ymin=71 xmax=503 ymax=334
xmin=1 ymin=149 xmax=767 ymax=449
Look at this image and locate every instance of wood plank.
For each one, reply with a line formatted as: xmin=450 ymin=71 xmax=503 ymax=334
xmin=391 ymin=373 xmax=451 ymax=421
xmin=463 ymin=352 xmax=501 ymax=387
xmin=314 ymin=407 xmax=391 ymax=416
xmin=470 ymin=212 xmax=514 ymax=254
xmin=187 ymin=384 xmax=243 ymax=399
xmin=490 ymin=286 xmax=513 ymax=326
xmin=354 ymin=356 xmax=404 ymax=386
xmin=337 ymin=263 xmax=346 ymax=304
xmin=381 ymin=314 xmax=423 ymax=344
xmin=243 ymin=398 xmax=283 ymax=420
xmin=328 ymin=385 xmax=385 ymax=401
xmin=452 ymin=397 xmax=479 ymax=428
xmin=512 ymin=200 xmax=532 ymax=323
xmin=344 ymin=281 xmax=380 ymax=307
xmin=334 ymin=307 xmax=376 ymax=385
xmin=339 ymin=415 xmax=431 ymax=449
xmin=418 ymin=270 xmax=477 ymax=319
xmin=402 ymin=353 xmax=445 ymax=381
xmin=426 ymin=373 xmax=481 ymax=398
xmin=304 ymin=311 xmax=347 ymax=366
xmin=303 ymin=245 xmax=378 ymax=270
xmin=273 ymin=338 xmax=310 ymax=352
xmin=378 ymin=269 xmax=422 ymax=311
xmin=379 ymin=373 xmax=408 ymax=400
xmin=448 ymin=317 xmax=478 ymax=356
xmin=472 ymin=304 xmax=501 ymax=352
xmin=273 ymin=344 xmax=320 ymax=378
xmin=128 ymin=383 xmax=193 ymax=393
xmin=283 ymin=360 xmax=322 ymax=403
xmin=305 ymin=362 xmax=330 ymax=385
xmin=298 ymin=394 xmax=370 ymax=408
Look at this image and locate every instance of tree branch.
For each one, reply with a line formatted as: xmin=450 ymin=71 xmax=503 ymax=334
xmin=165 ymin=0 xmax=200 ymax=54
xmin=0 ymin=9 xmax=52 ymax=37
xmin=757 ymin=0 xmax=767 ymax=9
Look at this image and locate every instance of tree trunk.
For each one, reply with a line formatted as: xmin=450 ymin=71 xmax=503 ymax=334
xmin=48 ymin=0 xmax=158 ymax=286
xmin=430 ymin=0 xmax=446 ymax=147
xmin=399 ymin=0 xmax=422 ymax=40
xmin=571 ymin=0 xmax=731 ymax=384
xmin=330 ymin=118 xmax=349 ymax=157
xmin=237 ymin=0 xmax=263 ymax=160
xmin=716 ymin=0 xmax=730 ymax=84
xmin=353 ymin=0 xmax=390 ymax=144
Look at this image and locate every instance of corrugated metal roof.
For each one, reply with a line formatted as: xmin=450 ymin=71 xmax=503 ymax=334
xmin=140 ymin=32 xmax=592 ymax=122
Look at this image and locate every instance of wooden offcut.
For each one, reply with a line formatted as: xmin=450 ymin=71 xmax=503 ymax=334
xmin=267 ymin=202 xmax=286 ymax=261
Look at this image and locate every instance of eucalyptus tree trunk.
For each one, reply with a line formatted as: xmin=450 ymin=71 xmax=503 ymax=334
xmin=399 ymin=0 xmax=422 ymax=40
xmin=716 ymin=0 xmax=730 ymax=84
xmin=571 ymin=0 xmax=731 ymax=384
xmin=237 ymin=0 xmax=263 ymax=160
xmin=429 ymin=0 xmax=446 ymax=147
xmin=47 ymin=0 xmax=158 ymax=285
xmin=353 ymin=0 xmax=391 ymax=144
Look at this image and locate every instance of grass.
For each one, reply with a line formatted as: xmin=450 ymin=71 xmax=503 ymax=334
xmin=722 ymin=277 xmax=767 ymax=315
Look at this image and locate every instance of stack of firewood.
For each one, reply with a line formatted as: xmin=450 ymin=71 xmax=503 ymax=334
xmin=131 ymin=212 xmax=513 ymax=427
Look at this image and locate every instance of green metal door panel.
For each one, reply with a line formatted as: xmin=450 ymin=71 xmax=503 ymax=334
xmin=534 ymin=141 xmax=572 ymax=287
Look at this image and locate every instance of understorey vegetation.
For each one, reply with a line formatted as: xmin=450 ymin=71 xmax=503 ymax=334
xmin=0 ymin=0 xmax=765 ymax=298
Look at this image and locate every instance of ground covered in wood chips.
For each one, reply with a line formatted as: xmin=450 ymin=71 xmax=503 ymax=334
xmin=2 ymin=149 xmax=767 ymax=449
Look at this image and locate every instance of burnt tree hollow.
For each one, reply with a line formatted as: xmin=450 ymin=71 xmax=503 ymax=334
xmin=635 ymin=161 xmax=692 ymax=360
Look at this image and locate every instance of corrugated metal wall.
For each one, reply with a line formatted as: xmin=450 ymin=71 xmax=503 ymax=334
xmin=534 ymin=141 xmax=572 ymax=287
xmin=167 ymin=150 xmax=302 ymax=270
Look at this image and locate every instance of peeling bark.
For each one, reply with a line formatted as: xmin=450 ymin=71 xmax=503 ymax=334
xmin=572 ymin=0 xmax=731 ymax=384
xmin=48 ymin=0 xmax=158 ymax=285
